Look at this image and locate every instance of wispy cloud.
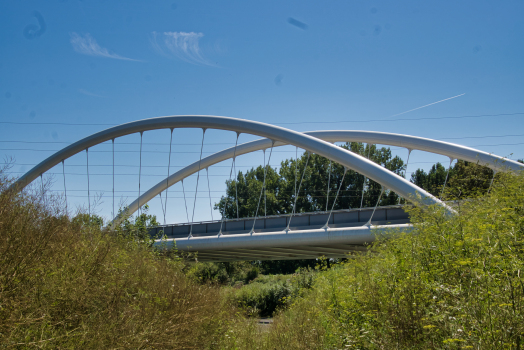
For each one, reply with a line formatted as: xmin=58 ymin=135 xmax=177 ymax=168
xmin=78 ymin=89 xmax=104 ymax=98
xmin=70 ymin=32 xmax=139 ymax=61
xmin=151 ymin=31 xmax=213 ymax=66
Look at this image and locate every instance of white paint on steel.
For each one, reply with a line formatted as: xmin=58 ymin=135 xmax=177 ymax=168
xmin=155 ymin=223 xmax=412 ymax=251
xmin=310 ymin=131 xmax=523 ymax=172
xmin=125 ymin=130 xmax=523 ymax=222
xmin=11 ymin=116 xmax=450 ymax=214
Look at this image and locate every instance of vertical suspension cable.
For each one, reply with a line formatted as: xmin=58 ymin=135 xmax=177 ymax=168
xmin=86 ymin=148 xmax=90 ymax=215
xmin=360 ymin=144 xmax=372 ymax=209
xmin=206 ymin=168 xmax=214 ymax=221
xmin=398 ymin=148 xmax=412 ymax=205
xmin=294 ymin=146 xmax=298 ymax=199
xmin=403 ymin=148 xmax=412 ymax=180
xmin=366 ymin=186 xmax=385 ymax=226
xmin=62 ymin=160 xmax=67 ymax=213
xmin=440 ymin=157 xmax=454 ymax=200
xmin=159 ymin=191 xmax=165 ymax=223
xmin=112 ymin=139 xmax=115 ymax=224
xmin=181 ymin=179 xmax=190 ymax=223
xmin=233 ymin=133 xmax=240 ymax=219
xmin=190 ymin=129 xmax=206 ymax=236
xmin=326 ymin=160 xmax=332 ymax=211
xmin=487 ymin=170 xmax=496 ymax=194
xmin=159 ymin=186 xmax=165 ymax=222
xmin=323 ymin=167 xmax=347 ymax=229
xmin=219 ymin=133 xmax=240 ymax=235
xmin=264 ymin=149 xmax=266 ymax=216
xmin=286 ymin=151 xmax=311 ymax=231
xmin=251 ymin=141 xmax=274 ymax=234
xmin=137 ymin=132 xmax=143 ymax=216
xmin=164 ymin=128 xmax=174 ymax=225
xmin=234 ymin=154 xmax=240 ymax=218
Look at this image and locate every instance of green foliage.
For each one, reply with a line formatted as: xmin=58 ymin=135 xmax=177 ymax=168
xmin=187 ymin=260 xmax=259 ymax=285
xmin=411 ymin=159 xmax=496 ymax=199
xmin=307 ymin=172 xmax=524 ymax=348
xmin=110 ymin=204 xmax=160 ymax=245
xmin=0 ymin=176 xmax=232 ymax=349
xmin=220 ymin=171 xmax=524 ymax=349
xmin=446 ymin=160 xmax=496 ymax=199
xmin=411 ymin=162 xmax=450 ymax=197
xmin=71 ymin=212 xmax=104 ymax=228
xmin=215 ymin=142 xmax=405 ymax=219
xmin=187 ymin=258 xmax=318 ymax=290
xmin=214 ymin=142 xmax=404 ymax=276
xmin=227 ymin=268 xmax=317 ymax=318
xmin=230 ymin=276 xmax=292 ymax=317
xmin=259 ymin=259 xmax=317 ymax=275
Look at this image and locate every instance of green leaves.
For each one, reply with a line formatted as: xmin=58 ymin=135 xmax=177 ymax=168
xmin=110 ymin=204 xmax=160 ymax=245
xmin=227 ymin=171 xmax=524 ymax=349
xmin=215 ymin=142 xmax=405 ymax=220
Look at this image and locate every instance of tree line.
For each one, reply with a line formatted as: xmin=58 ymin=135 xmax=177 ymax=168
xmin=215 ymin=142 xmax=404 ymax=219
xmin=212 ymin=142 xmax=509 ymax=274
xmin=215 ymin=142 xmax=502 ymax=219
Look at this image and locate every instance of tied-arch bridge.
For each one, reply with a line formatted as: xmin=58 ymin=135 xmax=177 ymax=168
xmin=12 ymin=116 xmax=524 ymax=262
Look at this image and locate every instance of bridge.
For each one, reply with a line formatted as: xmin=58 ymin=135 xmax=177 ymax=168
xmin=149 ymin=205 xmax=410 ymax=261
xmin=11 ymin=116 xmax=524 ymax=262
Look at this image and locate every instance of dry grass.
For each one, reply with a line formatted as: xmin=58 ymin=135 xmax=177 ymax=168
xmin=0 ymin=175 xmax=231 ymax=349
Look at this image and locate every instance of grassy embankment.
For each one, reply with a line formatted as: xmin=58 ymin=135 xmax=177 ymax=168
xmin=2 ymin=169 xmax=523 ymax=349
xmin=220 ymin=171 xmax=524 ymax=349
xmin=0 ymin=175 xmax=233 ymax=348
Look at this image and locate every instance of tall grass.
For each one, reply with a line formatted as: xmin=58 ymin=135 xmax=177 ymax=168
xmin=220 ymin=171 xmax=524 ymax=349
xmin=4 ymin=169 xmax=523 ymax=349
xmin=0 ymin=175 xmax=231 ymax=349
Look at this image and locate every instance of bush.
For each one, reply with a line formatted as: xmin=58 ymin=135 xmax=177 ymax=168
xmin=187 ymin=260 xmax=259 ymax=285
xmin=227 ymin=269 xmax=317 ymax=318
xmin=229 ymin=275 xmax=292 ymax=317
xmin=220 ymin=171 xmax=524 ymax=349
xmin=311 ymin=171 xmax=524 ymax=348
xmin=0 ymin=175 xmax=231 ymax=349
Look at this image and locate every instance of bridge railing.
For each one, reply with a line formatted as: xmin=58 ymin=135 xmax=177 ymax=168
xmin=149 ymin=205 xmax=410 ymax=239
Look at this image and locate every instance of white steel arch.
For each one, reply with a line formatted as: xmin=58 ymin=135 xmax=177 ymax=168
xmin=125 ymin=130 xmax=523 ymax=222
xmin=13 ymin=116 xmax=452 ymax=214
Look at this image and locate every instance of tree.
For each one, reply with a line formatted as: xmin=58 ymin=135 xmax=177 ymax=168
xmin=410 ymin=162 xmax=450 ymax=197
xmin=410 ymin=160 xmax=495 ymax=199
xmin=112 ymin=204 xmax=160 ymax=244
xmin=215 ymin=142 xmax=405 ymax=219
xmin=213 ymin=143 xmax=405 ymax=274
xmin=72 ymin=213 xmax=104 ymax=229
xmin=445 ymin=160 xmax=495 ymax=199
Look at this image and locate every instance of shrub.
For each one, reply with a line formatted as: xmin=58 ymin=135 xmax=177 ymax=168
xmin=229 ymin=276 xmax=292 ymax=317
xmin=0 ymin=175 xmax=231 ymax=349
xmin=227 ymin=269 xmax=317 ymax=318
xmin=306 ymin=171 xmax=524 ymax=348
xmin=187 ymin=260 xmax=259 ymax=285
xmin=220 ymin=171 xmax=524 ymax=349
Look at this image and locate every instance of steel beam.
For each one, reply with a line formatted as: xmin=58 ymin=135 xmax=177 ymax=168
xmin=11 ymin=116 xmax=453 ymax=216
xmin=125 ymin=130 xmax=522 ymax=222
xmin=157 ymin=223 xmax=411 ymax=252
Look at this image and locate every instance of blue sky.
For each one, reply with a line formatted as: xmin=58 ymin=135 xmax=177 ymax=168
xmin=1 ymin=0 xmax=523 ymax=223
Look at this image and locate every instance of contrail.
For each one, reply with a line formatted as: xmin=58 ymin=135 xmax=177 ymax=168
xmin=386 ymin=93 xmax=465 ymax=118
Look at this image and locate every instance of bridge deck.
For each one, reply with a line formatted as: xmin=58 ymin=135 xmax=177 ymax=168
xmin=151 ymin=206 xmax=411 ymax=262
xmin=150 ymin=205 xmax=409 ymax=238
